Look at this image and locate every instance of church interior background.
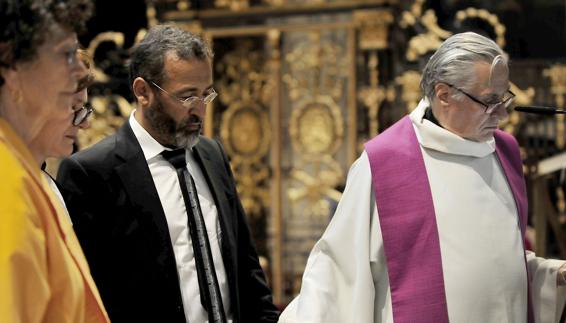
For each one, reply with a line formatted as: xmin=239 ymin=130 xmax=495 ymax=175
xmin=45 ymin=0 xmax=566 ymax=307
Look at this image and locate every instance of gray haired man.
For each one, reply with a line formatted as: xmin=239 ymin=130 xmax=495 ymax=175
xmin=280 ymin=32 xmax=566 ymax=323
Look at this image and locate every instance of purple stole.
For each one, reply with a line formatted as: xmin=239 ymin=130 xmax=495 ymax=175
xmin=364 ymin=116 xmax=533 ymax=323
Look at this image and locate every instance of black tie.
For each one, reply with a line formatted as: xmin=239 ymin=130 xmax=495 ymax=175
xmin=161 ymin=149 xmax=227 ymax=323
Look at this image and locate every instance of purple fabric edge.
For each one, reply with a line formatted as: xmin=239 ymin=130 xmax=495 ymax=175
xmin=364 ymin=116 xmax=449 ymax=323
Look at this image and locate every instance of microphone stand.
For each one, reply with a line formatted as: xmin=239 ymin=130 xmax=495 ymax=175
xmin=515 ymin=106 xmax=566 ymax=115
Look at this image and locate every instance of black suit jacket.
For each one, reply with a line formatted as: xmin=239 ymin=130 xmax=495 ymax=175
xmin=57 ymin=122 xmax=279 ymax=323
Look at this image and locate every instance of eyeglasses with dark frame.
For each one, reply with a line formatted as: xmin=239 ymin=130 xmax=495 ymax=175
xmin=444 ymin=83 xmax=516 ymax=114
xmin=72 ymin=104 xmax=94 ymax=126
xmin=149 ymin=80 xmax=217 ymax=109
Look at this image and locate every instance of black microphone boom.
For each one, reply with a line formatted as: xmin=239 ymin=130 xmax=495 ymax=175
xmin=514 ymin=106 xmax=566 ymax=115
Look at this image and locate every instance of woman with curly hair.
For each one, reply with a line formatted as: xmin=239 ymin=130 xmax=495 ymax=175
xmin=0 ymin=1 xmax=109 ymax=322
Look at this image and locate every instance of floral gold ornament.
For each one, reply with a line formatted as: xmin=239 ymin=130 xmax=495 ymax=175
xmin=289 ymin=96 xmax=344 ymax=157
xmin=216 ymin=40 xmax=273 ymax=217
xmin=287 ymin=156 xmax=344 ymax=218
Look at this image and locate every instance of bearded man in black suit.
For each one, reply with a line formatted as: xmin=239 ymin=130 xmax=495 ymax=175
xmin=57 ymin=24 xmax=279 ymax=323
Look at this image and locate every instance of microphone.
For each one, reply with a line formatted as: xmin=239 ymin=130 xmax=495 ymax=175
xmin=514 ymin=106 xmax=566 ymax=115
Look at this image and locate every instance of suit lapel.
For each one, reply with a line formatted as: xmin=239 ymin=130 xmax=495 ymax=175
xmin=113 ymin=123 xmax=176 ymax=268
xmin=193 ymin=143 xmax=236 ymax=238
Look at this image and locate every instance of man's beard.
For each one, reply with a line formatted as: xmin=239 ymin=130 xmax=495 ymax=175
xmin=144 ymin=98 xmax=201 ymax=149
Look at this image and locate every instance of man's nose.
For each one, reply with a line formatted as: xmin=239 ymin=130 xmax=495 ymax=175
xmin=190 ymin=100 xmax=207 ymax=118
xmin=493 ymin=103 xmax=510 ymax=120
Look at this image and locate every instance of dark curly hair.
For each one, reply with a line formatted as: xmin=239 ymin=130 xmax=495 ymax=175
xmin=0 ymin=0 xmax=93 ymax=87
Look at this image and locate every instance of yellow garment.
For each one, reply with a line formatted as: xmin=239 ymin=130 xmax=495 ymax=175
xmin=0 ymin=119 xmax=109 ymax=323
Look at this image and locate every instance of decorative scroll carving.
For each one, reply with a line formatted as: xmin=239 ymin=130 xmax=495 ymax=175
xmin=500 ymin=83 xmax=535 ymax=135
xmin=455 ymin=8 xmax=506 ymax=48
xmin=396 ymin=70 xmax=422 ymax=113
xmin=287 ymin=156 xmax=344 ymax=218
xmin=544 ymin=64 xmax=566 ymax=149
xmin=354 ymin=10 xmax=393 ymax=50
xmin=400 ymin=0 xmax=452 ymax=61
xmin=354 ymin=9 xmax=395 ymax=137
xmin=86 ymin=32 xmax=125 ymax=83
xmin=78 ymin=95 xmax=134 ymax=149
xmin=283 ymin=31 xmax=348 ymax=217
xmin=214 ymin=0 xmax=250 ymax=10
xmin=217 ymin=40 xmax=273 ymax=217
xmin=358 ymin=52 xmax=395 ymax=136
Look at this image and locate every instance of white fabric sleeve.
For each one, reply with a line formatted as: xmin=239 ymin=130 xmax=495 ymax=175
xmin=526 ymin=250 xmax=566 ymax=323
xmin=279 ymin=152 xmax=384 ymax=323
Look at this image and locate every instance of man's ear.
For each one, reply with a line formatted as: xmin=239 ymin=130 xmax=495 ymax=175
xmin=132 ymin=77 xmax=153 ymax=107
xmin=434 ymin=82 xmax=451 ymax=107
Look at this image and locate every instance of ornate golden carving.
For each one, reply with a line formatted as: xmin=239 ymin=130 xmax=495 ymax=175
xmin=354 ymin=10 xmax=394 ymax=50
xmin=455 ymin=8 xmax=506 ymax=48
xmin=86 ymin=32 xmax=125 ymax=83
xmin=544 ymin=64 xmax=566 ymax=149
xmin=544 ymin=64 xmax=566 ymax=109
xmin=358 ymin=51 xmax=395 ymax=136
xmin=78 ymin=95 xmax=134 ymax=149
xmin=217 ymin=40 xmax=273 ymax=217
xmin=283 ymin=32 xmax=347 ymax=101
xmin=289 ymin=96 xmax=344 ymax=157
xmin=215 ymin=0 xmax=250 ymax=11
xmin=400 ymin=0 xmax=452 ymax=61
xmin=401 ymin=1 xmax=506 ymax=62
xmin=145 ymin=0 xmax=158 ymax=27
xmin=221 ymin=102 xmax=271 ymax=162
xmin=176 ymin=0 xmax=190 ymax=11
xmin=287 ymin=156 xmax=344 ymax=218
xmin=500 ymin=83 xmax=535 ymax=134
xmin=396 ymin=70 xmax=422 ymax=112
xmin=284 ymin=30 xmax=348 ymax=217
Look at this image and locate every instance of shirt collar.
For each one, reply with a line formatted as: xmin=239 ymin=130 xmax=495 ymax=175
xmin=129 ymin=110 xmax=174 ymax=161
xmin=409 ymin=99 xmax=496 ymax=158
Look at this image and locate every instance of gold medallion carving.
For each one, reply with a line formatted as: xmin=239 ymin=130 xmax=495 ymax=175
xmin=283 ymin=30 xmax=348 ymax=217
xmin=217 ymin=40 xmax=273 ymax=217
xmin=290 ymin=97 xmax=343 ymax=157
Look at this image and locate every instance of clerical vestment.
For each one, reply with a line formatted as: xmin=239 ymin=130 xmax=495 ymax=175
xmin=279 ymin=100 xmax=566 ymax=323
xmin=0 ymin=119 xmax=109 ymax=323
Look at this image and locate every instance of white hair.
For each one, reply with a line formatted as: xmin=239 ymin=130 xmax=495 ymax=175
xmin=420 ymin=32 xmax=509 ymax=103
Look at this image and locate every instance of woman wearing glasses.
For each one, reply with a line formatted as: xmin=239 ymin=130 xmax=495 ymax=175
xmin=0 ymin=1 xmax=108 ymax=322
xmin=42 ymin=49 xmax=94 ymax=224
